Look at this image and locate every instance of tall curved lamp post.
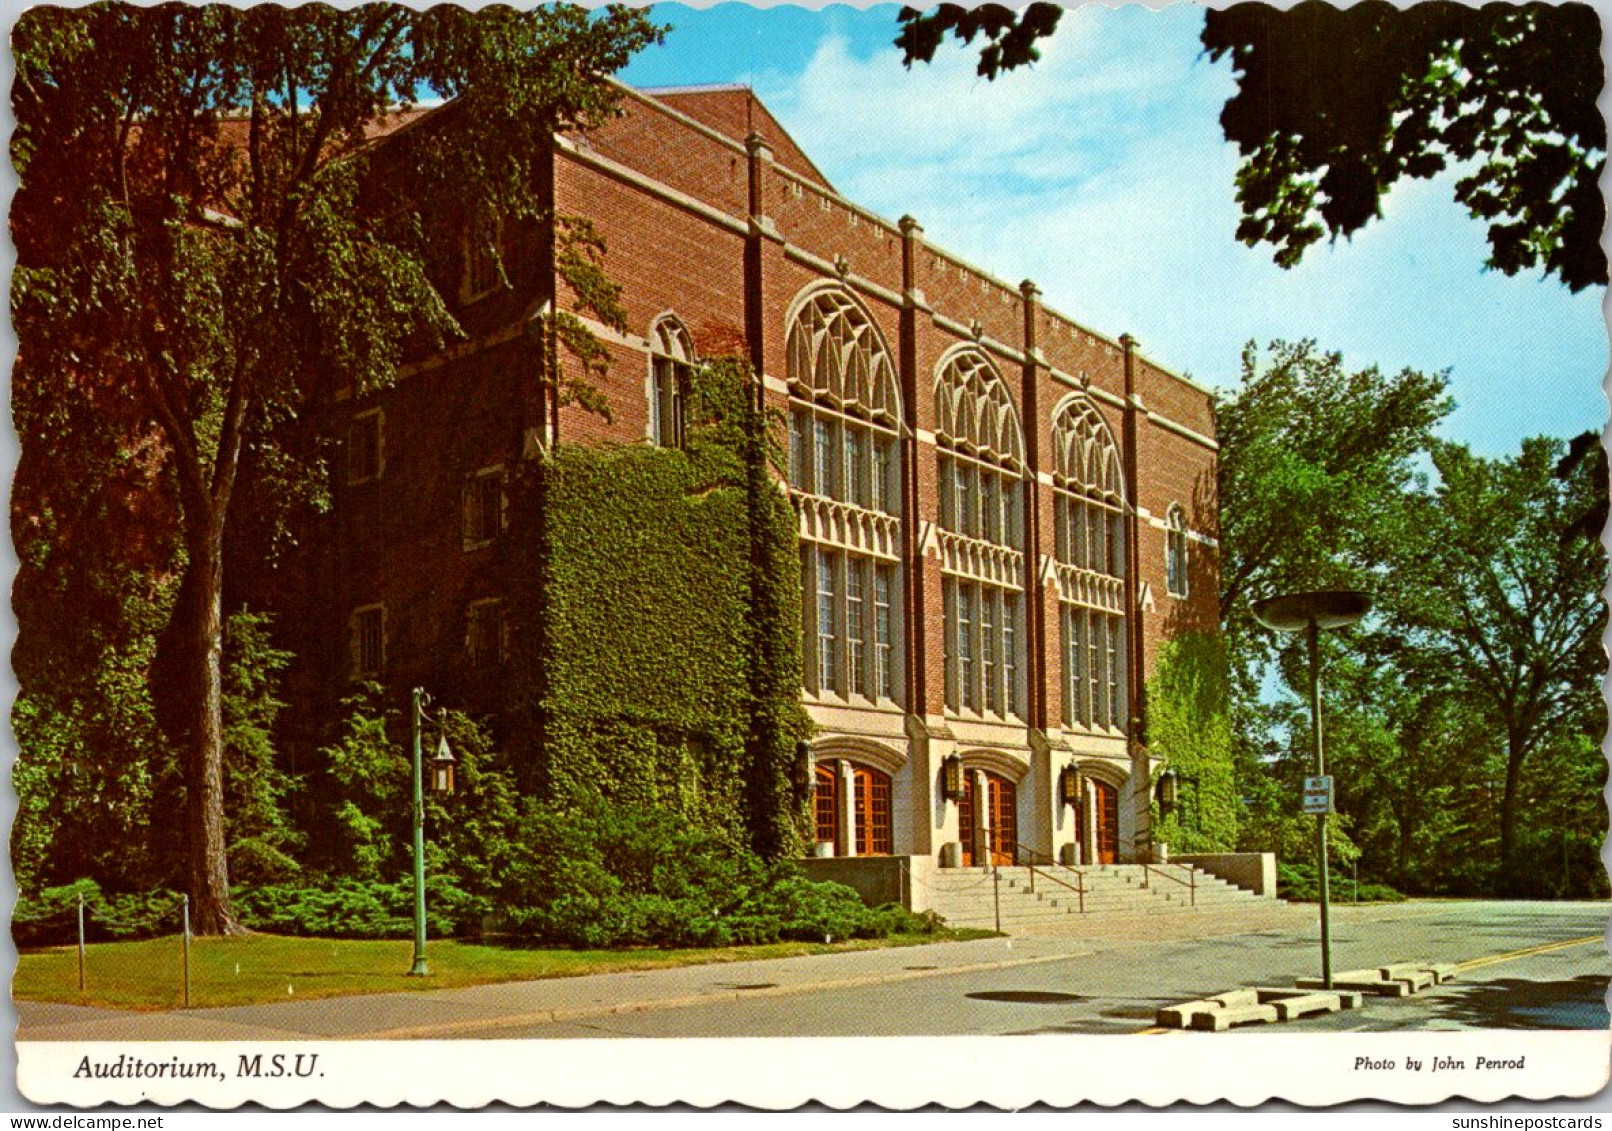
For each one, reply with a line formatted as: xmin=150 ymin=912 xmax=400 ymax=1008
xmin=1251 ymin=589 xmax=1370 ymax=990
xmin=409 ymin=688 xmax=456 ymax=977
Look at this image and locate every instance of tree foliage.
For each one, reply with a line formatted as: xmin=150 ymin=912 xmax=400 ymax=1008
xmin=897 ymin=1 xmax=1607 ymax=290
xmin=1218 ymin=342 xmax=1604 ymax=897
xmin=1215 ymin=340 xmax=1450 ymax=697
xmin=1202 ymin=1 xmax=1606 ymax=292
xmin=1386 ymin=437 xmax=1606 ymax=884
xmin=12 ymin=2 xmax=662 ymax=932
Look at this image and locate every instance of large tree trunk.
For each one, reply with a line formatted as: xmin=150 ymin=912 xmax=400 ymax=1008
xmin=1496 ymin=727 xmax=1527 ymax=895
xmin=155 ymin=510 xmax=244 ymax=936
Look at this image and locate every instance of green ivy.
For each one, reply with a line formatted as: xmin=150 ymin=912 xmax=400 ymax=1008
xmin=1146 ymin=632 xmax=1240 ymax=853
xmin=508 ymin=358 xmax=811 ymax=858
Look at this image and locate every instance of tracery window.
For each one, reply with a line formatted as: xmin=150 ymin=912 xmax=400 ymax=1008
xmin=649 ymin=317 xmax=695 ymax=449
xmin=936 ymin=350 xmax=1024 ymax=718
xmin=1166 ymin=504 xmax=1189 ymax=598
xmin=786 ymin=288 xmax=903 ymax=704
xmin=1052 ymin=396 xmax=1128 ymax=733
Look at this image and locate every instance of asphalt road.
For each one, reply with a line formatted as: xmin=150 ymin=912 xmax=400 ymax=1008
xmin=439 ymin=900 xmax=1610 ymax=1039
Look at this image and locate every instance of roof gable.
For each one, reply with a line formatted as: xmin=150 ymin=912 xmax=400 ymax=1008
xmin=643 ymin=84 xmax=834 ymax=192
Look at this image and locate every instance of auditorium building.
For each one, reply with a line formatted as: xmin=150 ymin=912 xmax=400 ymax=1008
xmin=321 ymin=82 xmax=1221 ymax=877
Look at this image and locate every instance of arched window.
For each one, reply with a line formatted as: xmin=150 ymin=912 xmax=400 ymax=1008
xmin=936 ymin=350 xmax=1025 ymax=719
xmin=648 ymin=316 xmax=695 ymax=448
xmin=786 ymin=287 xmax=903 ymax=704
xmin=1052 ymin=396 xmax=1128 ymax=734
xmin=1166 ymin=504 xmax=1189 ymax=598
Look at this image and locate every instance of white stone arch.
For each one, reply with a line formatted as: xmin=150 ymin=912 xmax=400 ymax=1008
xmin=958 ymin=747 xmax=1031 ymax=783
xmin=810 ymin=735 xmax=907 ymax=778
xmin=1073 ymin=756 xmax=1128 ymax=790
xmin=934 ymin=345 xmax=1024 ymax=470
xmin=1050 ymin=392 xmax=1125 ymax=504
xmin=648 ymin=311 xmax=695 ymax=362
xmin=784 ymin=282 xmax=902 ymax=426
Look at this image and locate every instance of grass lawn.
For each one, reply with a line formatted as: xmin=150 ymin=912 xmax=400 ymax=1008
xmin=15 ymin=929 xmax=992 ymax=1011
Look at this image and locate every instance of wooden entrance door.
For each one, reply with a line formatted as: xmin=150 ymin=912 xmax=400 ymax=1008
xmin=815 ymin=761 xmax=893 ymax=856
xmin=1092 ymin=778 xmax=1119 ymax=864
xmin=960 ymin=771 xmax=1016 ymax=866
xmin=852 ymin=765 xmax=893 ymax=856
xmin=959 ymin=774 xmax=977 ymax=866
xmin=987 ymin=774 xmax=1017 ymax=866
xmin=814 ymin=763 xmax=839 ymax=853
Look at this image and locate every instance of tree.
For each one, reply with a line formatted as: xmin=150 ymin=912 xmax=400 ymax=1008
xmin=1214 ymin=340 xmax=1450 ymax=695
xmin=897 ymin=1 xmax=1607 ymax=290
xmin=12 ymin=3 xmax=661 ymax=933
xmin=1388 ymin=437 xmax=1606 ymax=885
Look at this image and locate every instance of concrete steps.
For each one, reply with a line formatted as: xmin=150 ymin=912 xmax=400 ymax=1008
xmin=923 ymin=864 xmax=1273 ymax=933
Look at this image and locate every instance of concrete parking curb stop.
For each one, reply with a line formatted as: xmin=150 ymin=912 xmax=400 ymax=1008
xmin=1155 ymin=959 xmax=1452 ymax=1031
xmin=1296 ymin=962 xmax=1457 ymax=997
xmin=1156 ymin=987 xmax=1363 ymax=1031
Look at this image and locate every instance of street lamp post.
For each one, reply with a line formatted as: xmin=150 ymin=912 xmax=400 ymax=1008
xmin=1251 ymin=589 xmax=1370 ymax=991
xmin=409 ymin=688 xmax=455 ymax=977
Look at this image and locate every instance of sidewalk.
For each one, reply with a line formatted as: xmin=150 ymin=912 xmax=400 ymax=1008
xmin=16 ymin=901 xmax=1315 ymax=1043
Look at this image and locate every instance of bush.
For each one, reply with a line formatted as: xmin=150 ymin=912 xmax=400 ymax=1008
xmin=1277 ymin=863 xmax=1406 ymax=904
xmin=235 ymin=878 xmax=489 ymax=939
xmin=497 ymin=800 xmax=944 ymax=949
xmin=13 ymin=880 xmax=184 ymax=947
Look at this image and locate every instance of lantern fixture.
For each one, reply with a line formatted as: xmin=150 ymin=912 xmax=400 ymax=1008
xmin=942 ymin=754 xmax=965 ymax=803
xmin=432 ymin=731 xmax=457 ymax=795
xmin=1157 ymin=767 xmax=1178 ymax=817
xmin=793 ymin=739 xmax=814 ymax=801
xmin=1059 ymin=764 xmax=1081 ymax=807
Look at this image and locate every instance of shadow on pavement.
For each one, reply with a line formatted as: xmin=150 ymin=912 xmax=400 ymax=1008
xmin=1423 ymin=974 xmax=1609 ymax=1030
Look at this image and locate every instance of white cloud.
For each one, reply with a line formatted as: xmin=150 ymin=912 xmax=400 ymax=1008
xmin=753 ymin=7 xmax=1604 ymax=453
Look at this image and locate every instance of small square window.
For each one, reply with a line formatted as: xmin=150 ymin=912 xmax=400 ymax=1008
xmin=349 ymin=410 xmax=383 ymax=484
xmin=462 ymin=467 xmax=505 ymax=549
xmin=352 ymin=605 xmax=385 ymax=678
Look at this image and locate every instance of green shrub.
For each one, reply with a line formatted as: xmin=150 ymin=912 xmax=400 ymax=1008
xmin=13 ymin=880 xmax=184 ymax=947
xmin=497 ymin=800 xmax=942 ymax=949
xmin=1277 ymin=863 xmax=1406 ymax=903
xmin=234 ymin=878 xmax=489 ymax=939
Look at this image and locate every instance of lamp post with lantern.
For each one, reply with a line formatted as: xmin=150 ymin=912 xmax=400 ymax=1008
xmin=1251 ymin=588 xmax=1370 ymax=990
xmin=409 ymin=687 xmax=456 ymax=977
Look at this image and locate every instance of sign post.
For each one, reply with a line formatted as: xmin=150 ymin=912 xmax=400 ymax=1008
xmin=1252 ymin=589 xmax=1370 ymax=994
xmin=1303 ymin=775 xmax=1333 ymax=815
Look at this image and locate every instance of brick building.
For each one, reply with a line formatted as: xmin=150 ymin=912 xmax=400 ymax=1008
xmin=322 ymin=82 xmax=1221 ymax=876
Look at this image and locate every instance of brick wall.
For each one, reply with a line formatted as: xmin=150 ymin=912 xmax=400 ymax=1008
xmin=314 ymin=82 xmax=1221 ymax=760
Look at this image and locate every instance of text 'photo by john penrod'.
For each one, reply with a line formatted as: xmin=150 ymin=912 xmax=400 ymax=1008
xmin=10 ymin=0 xmax=1609 ymax=1110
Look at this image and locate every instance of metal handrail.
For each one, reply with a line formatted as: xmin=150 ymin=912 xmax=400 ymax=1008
xmin=1013 ymin=843 xmax=1088 ymax=914
xmin=1141 ymin=861 xmax=1197 ymax=906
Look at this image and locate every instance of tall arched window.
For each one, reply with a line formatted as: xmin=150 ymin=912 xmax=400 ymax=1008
xmin=937 ymin=350 xmax=1025 ymax=719
xmin=648 ymin=316 xmax=695 ymax=448
xmin=786 ymin=287 xmax=903 ymax=704
xmin=1053 ymin=396 xmax=1128 ymax=733
xmin=1165 ymin=503 xmax=1189 ymax=598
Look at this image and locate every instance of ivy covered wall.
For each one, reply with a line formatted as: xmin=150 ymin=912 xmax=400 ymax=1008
xmin=1146 ymin=631 xmax=1239 ymax=853
xmin=510 ymin=360 xmax=813 ymax=858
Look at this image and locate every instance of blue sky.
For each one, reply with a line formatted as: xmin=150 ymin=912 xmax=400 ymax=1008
xmin=620 ymin=3 xmax=1607 ymax=458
